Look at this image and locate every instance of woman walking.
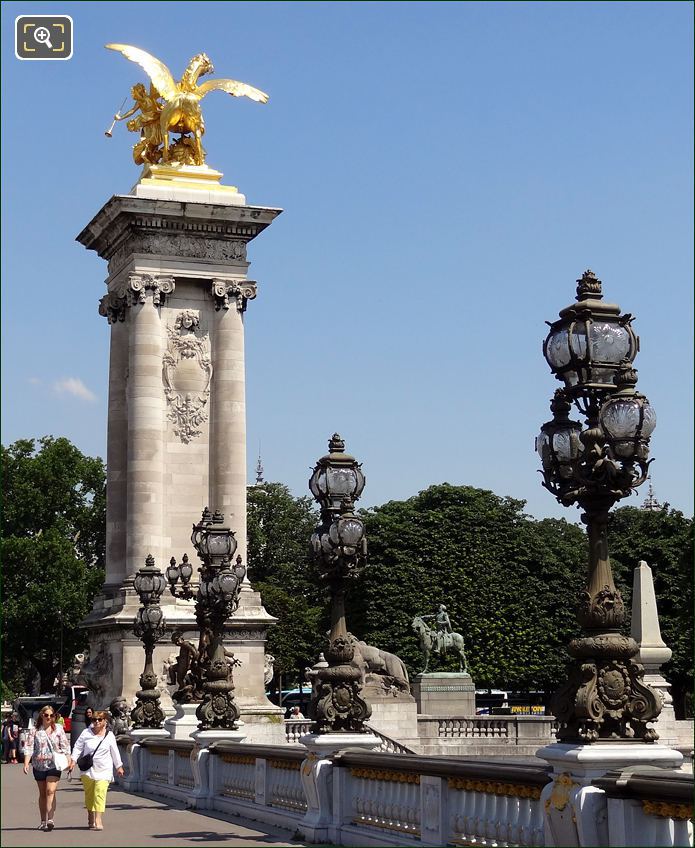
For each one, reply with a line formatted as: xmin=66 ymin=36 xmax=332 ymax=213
xmin=2 ymin=715 xmax=19 ymax=763
xmin=69 ymin=710 xmax=124 ymax=831
xmin=23 ymin=706 xmax=70 ymax=831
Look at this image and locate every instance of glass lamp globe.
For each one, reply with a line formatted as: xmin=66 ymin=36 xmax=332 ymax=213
xmin=309 ymin=434 xmax=366 ymax=511
xmin=536 ymin=390 xmax=583 ymax=483
xmin=328 ymin=514 xmax=365 ymax=549
xmin=191 ymin=508 xmax=237 ymax=565
xmin=134 ymin=555 xmax=166 ymax=603
xmin=600 ymin=364 xmax=656 ymax=460
xmin=543 ymin=270 xmax=638 ymax=397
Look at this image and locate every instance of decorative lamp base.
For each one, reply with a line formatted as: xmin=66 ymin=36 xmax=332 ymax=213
xmin=552 ymin=645 xmax=663 ymax=743
xmin=163 ymin=702 xmax=200 ymax=741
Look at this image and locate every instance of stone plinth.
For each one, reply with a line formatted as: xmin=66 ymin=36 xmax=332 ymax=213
xmin=538 ymin=742 xmax=684 ymax=847
xmin=413 ymin=672 xmax=476 ymax=715
xmin=363 ymin=688 xmax=420 ymax=751
xmin=631 ymin=560 xmax=679 ymax=747
xmin=76 ymin=171 xmax=284 ymax=743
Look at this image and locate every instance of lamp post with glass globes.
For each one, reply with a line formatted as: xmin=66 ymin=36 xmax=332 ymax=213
xmin=537 ymin=269 xmax=662 ymax=743
xmin=308 ymin=434 xmax=371 ymax=733
xmin=131 ymin=555 xmax=167 ymax=729
xmin=167 ymin=508 xmax=245 ymax=730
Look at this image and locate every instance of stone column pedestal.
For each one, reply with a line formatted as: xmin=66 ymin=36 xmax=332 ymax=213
xmin=537 ymin=742 xmax=683 ymax=847
xmin=189 ymin=727 xmax=247 ymax=810
xmin=164 ymin=702 xmax=199 ymax=741
xmin=413 ymin=672 xmax=476 ymax=715
xmin=364 ymin=690 xmax=420 ymax=750
xmin=299 ymin=732 xmax=381 ymax=843
xmin=122 ymin=727 xmax=170 ymax=792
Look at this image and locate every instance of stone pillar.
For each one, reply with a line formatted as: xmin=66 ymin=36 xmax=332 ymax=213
xmin=300 ymin=732 xmax=381 ymax=844
xmin=99 ymin=300 xmax=128 ymax=587
xmin=125 ymin=275 xmax=173 ymax=578
xmin=631 ymin=561 xmax=678 ymax=747
xmin=537 ymin=744 xmax=683 ymax=847
xmin=209 ymin=280 xmax=257 ymax=564
xmin=76 ymin=178 xmax=284 ymax=742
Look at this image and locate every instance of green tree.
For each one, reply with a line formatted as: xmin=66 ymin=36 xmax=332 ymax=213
xmin=247 ymin=483 xmax=325 ymax=689
xmin=607 ymin=504 xmax=693 ymax=717
xmin=350 ymin=484 xmax=587 ymax=692
xmin=2 ymin=437 xmax=106 ymax=693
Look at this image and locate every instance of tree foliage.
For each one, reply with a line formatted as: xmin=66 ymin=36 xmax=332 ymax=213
xmin=350 ymin=484 xmax=587 ymax=692
xmin=2 ymin=437 xmax=106 ymax=693
xmin=247 ymin=483 xmax=326 ymax=686
xmin=608 ymin=505 xmax=693 ymax=716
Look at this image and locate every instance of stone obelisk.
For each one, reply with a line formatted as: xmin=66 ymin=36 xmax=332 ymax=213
xmin=77 ymin=164 xmax=284 ymax=741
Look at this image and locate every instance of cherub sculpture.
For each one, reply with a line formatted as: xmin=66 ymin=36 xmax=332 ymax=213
xmin=105 ymin=44 xmax=269 ymax=167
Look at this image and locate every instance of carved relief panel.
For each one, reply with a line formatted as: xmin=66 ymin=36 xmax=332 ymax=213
xmin=162 ymin=310 xmax=212 ymax=444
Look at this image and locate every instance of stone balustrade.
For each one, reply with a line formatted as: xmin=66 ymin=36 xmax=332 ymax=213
xmin=118 ymin=736 xmax=693 ymax=847
xmin=285 ymin=718 xmax=313 ymax=744
xmin=332 ymin=750 xmax=549 ymax=847
xmin=594 ymin=768 xmax=694 ymax=847
xmin=417 ymin=715 xmax=558 ymax=757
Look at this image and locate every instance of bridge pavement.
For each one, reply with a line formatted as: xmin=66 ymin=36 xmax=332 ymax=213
xmin=0 ymin=763 xmax=307 ymax=847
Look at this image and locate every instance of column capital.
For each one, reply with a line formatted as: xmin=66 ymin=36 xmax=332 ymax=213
xmin=211 ymin=279 xmax=257 ymax=313
xmin=98 ymin=291 xmax=127 ymax=324
xmin=98 ymin=274 xmax=176 ymax=321
xmin=125 ymin=273 xmax=176 ymax=306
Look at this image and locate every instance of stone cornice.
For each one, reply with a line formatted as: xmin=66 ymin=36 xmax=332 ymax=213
xmin=77 ymin=194 xmax=282 ymax=267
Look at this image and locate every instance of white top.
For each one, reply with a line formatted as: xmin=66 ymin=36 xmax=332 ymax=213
xmin=71 ymin=728 xmax=122 ymax=782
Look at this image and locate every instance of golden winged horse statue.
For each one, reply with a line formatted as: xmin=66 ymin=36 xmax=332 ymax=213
xmin=106 ymin=44 xmax=268 ymax=167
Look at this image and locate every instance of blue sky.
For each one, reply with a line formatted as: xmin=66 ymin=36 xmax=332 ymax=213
xmin=2 ymin=1 xmax=693 ymax=522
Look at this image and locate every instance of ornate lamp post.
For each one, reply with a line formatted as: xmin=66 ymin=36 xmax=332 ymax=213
xmin=537 ymin=270 xmax=661 ymax=743
xmin=308 ymin=434 xmax=370 ymax=733
xmin=167 ymin=508 xmax=245 ymax=730
xmin=131 ymin=555 xmax=167 ymax=729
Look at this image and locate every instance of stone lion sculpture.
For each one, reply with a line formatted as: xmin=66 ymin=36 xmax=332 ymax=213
xmin=348 ymin=634 xmax=410 ymax=694
xmin=109 ymin=696 xmax=130 ymax=735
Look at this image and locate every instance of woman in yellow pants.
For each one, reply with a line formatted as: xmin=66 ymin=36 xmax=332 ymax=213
xmin=68 ymin=711 xmax=124 ymax=830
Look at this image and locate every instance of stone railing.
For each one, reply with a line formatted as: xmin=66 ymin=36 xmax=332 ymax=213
xmin=284 ymin=719 xmax=417 ymax=754
xmin=417 ymin=715 xmax=557 ymax=756
xmin=211 ymin=742 xmax=307 ymax=832
xmin=121 ymin=739 xmax=198 ymax=807
xmin=332 ymin=749 xmax=549 ymax=846
xmin=119 ymin=735 xmax=694 ymax=847
xmin=594 ymin=768 xmax=694 ymax=847
xmin=285 ymin=718 xmax=312 ymax=744
xmin=365 ymin=722 xmax=418 ymax=754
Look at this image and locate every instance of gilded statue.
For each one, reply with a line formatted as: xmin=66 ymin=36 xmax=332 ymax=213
xmin=105 ymin=44 xmax=269 ymax=167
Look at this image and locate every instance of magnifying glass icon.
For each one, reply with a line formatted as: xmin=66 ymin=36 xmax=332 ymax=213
xmin=34 ymin=26 xmax=53 ymax=49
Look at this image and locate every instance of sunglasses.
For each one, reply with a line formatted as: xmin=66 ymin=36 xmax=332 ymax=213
xmin=93 ymin=718 xmax=106 ymax=722
xmin=42 ymin=713 xmax=55 ymax=718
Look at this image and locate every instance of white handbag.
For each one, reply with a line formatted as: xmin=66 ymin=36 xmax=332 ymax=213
xmin=47 ymin=733 xmax=69 ymax=772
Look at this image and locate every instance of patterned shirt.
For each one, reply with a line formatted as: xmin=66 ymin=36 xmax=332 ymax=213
xmin=26 ymin=725 xmax=70 ymax=771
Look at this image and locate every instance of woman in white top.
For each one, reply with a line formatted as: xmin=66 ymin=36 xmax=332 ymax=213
xmin=68 ymin=710 xmax=124 ymax=831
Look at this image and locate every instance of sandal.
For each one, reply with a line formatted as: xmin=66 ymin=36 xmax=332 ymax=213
xmin=46 ymin=820 xmax=55 ymax=831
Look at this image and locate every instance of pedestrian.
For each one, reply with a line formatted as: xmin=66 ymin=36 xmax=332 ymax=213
xmin=2 ymin=715 xmax=12 ymax=762
xmin=68 ymin=710 xmax=124 ymax=831
xmin=84 ymin=706 xmax=94 ymax=727
xmin=289 ymin=705 xmax=305 ymax=719
xmin=7 ymin=714 xmax=20 ymax=763
xmin=22 ymin=706 xmax=70 ymax=831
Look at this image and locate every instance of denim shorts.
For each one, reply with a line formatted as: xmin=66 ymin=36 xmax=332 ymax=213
xmin=33 ymin=767 xmax=62 ymax=781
